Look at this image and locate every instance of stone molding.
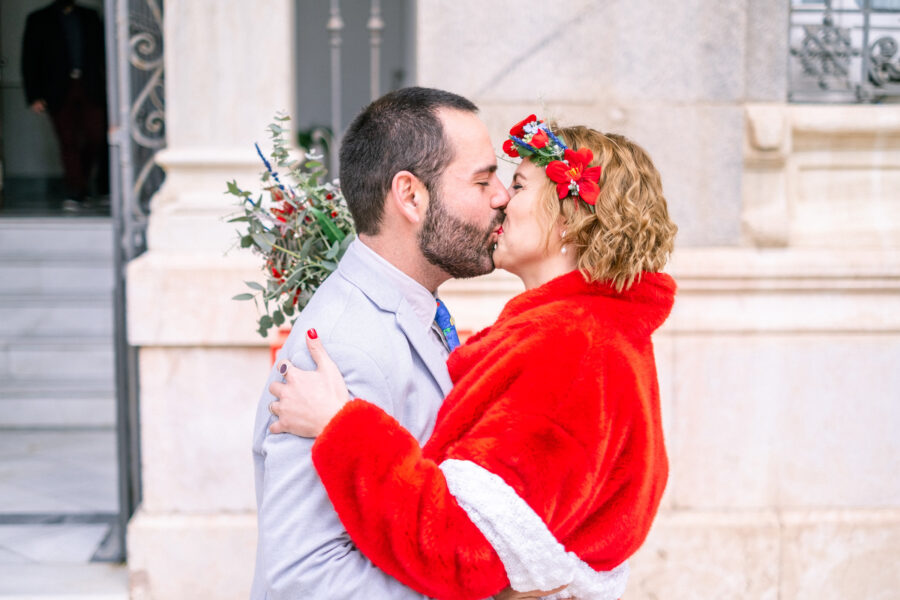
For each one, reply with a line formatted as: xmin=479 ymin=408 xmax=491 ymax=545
xmin=743 ymin=103 xmax=900 ymax=248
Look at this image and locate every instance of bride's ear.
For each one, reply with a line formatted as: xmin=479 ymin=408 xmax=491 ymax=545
xmin=388 ymin=170 xmax=427 ymax=224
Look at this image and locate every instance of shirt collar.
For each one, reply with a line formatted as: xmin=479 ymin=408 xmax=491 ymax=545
xmin=352 ymin=238 xmax=439 ymax=333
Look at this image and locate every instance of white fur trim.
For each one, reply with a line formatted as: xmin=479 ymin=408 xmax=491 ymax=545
xmin=439 ymin=459 xmax=629 ymax=599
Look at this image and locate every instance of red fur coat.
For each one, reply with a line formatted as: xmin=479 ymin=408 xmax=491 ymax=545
xmin=311 ymin=270 xmax=676 ymax=599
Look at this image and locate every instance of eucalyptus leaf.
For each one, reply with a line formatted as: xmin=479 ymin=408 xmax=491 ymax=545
xmin=245 ymin=280 xmax=265 ymax=291
xmin=285 ymin=268 xmax=304 ymax=287
xmin=251 ymin=232 xmax=273 ymax=253
xmin=232 ymin=293 xmax=255 ymax=301
xmin=309 ymin=207 xmax=346 ymax=243
xmin=300 ymin=236 xmax=315 ymax=260
xmin=272 ymin=310 xmax=285 ymax=326
xmin=226 ymin=180 xmax=242 ymax=196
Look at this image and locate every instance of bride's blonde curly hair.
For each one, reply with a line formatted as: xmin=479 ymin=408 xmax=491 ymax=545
xmin=537 ymin=126 xmax=677 ymax=292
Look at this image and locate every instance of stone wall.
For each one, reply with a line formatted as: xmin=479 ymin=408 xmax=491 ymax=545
xmin=125 ymin=0 xmax=900 ymax=598
xmin=425 ymin=2 xmax=900 ymax=598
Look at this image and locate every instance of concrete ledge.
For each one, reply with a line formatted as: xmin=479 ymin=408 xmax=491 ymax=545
xmin=625 ymin=509 xmax=900 ymax=600
xmin=127 ymin=252 xmax=268 ymax=347
xmin=442 ymin=248 xmax=900 ymax=334
xmin=127 ymin=510 xmax=256 ymax=600
xmin=625 ymin=510 xmax=780 ymax=600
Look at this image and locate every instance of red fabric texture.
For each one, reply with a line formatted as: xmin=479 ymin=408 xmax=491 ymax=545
xmin=311 ymin=270 xmax=676 ymax=600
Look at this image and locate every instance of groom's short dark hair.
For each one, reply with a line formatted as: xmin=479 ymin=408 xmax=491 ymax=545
xmin=339 ymin=87 xmax=478 ymax=236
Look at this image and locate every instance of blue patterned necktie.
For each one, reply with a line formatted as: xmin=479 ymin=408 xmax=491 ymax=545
xmin=434 ymin=299 xmax=461 ymax=351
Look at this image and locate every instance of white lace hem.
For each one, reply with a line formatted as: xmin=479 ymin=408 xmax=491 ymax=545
xmin=439 ymin=459 xmax=628 ymax=600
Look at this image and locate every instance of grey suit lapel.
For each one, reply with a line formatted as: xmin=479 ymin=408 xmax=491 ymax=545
xmin=337 ymin=239 xmax=452 ymax=396
xmin=395 ymin=299 xmax=453 ymax=397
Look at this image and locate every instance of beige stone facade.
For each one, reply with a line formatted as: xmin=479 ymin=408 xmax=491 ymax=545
xmin=126 ymin=1 xmax=900 ymax=598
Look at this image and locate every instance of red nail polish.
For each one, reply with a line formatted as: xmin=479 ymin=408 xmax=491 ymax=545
xmin=308 ymin=328 xmax=318 ymax=339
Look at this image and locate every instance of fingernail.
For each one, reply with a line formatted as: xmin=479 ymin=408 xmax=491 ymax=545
xmin=279 ymin=363 xmax=287 ymax=374
xmin=308 ymin=328 xmax=318 ymax=339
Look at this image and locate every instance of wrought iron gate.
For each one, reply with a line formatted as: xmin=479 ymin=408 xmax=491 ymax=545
xmin=103 ymin=0 xmax=165 ymax=561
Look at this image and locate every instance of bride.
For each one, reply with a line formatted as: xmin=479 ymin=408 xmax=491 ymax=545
xmin=267 ymin=116 xmax=678 ymax=600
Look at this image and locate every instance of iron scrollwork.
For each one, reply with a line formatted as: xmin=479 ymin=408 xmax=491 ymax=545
xmin=868 ymin=35 xmax=900 ymax=85
xmin=790 ymin=0 xmax=900 ymax=102
xmin=128 ymin=0 xmax=165 ymax=223
xmin=793 ymin=15 xmax=859 ymax=90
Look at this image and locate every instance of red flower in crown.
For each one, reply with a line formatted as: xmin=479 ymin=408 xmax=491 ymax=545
xmin=546 ymin=148 xmax=603 ymax=205
xmin=509 ymin=114 xmax=538 ymax=138
xmin=530 ymin=128 xmax=549 ymax=149
xmin=502 ymin=139 xmax=520 ymax=158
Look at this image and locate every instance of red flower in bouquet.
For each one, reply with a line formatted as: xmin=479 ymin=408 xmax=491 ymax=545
xmin=546 ymin=148 xmax=602 ymax=205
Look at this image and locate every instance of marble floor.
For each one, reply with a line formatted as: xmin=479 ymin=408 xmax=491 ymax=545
xmin=0 ymin=430 xmax=126 ymax=597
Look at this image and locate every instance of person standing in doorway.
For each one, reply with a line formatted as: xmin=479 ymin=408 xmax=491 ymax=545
xmin=21 ymin=0 xmax=109 ymax=212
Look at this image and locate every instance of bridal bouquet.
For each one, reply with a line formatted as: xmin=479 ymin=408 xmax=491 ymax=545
xmin=226 ymin=114 xmax=355 ymax=338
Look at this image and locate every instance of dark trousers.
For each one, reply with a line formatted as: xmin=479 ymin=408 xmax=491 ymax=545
xmin=49 ymin=78 xmax=109 ymax=201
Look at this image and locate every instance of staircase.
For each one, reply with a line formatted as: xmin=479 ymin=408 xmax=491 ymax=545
xmin=0 ymin=217 xmax=116 ymax=428
xmin=0 ymin=217 xmax=124 ymax=597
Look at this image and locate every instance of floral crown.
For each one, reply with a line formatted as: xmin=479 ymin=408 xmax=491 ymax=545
xmin=502 ymin=115 xmax=602 ymax=209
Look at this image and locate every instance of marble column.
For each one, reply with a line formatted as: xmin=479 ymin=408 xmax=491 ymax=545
xmin=125 ymin=1 xmax=294 ymax=597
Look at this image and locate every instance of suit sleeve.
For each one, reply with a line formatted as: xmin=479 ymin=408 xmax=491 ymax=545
xmin=256 ymin=340 xmax=428 ymax=600
xmin=311 ymin=335 xmax=595 ymax=600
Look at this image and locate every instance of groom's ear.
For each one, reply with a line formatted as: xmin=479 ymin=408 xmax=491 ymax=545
xmin=389 ymin=170 xmax=427 ymax=225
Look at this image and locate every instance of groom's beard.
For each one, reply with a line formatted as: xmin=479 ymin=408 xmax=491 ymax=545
xmin=419 ymin=187 xmax=503 ymax=279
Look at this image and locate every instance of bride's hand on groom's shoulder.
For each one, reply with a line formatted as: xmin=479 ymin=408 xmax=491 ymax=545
xmin=267 ymin=329 xmax=351 ymax=438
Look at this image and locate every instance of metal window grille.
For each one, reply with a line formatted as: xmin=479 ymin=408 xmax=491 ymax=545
xmin=789 ymin=0 xmax=900 ymax=102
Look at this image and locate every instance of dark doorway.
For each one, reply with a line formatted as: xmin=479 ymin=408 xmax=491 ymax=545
xmin=0 ymin=0 xmax=120 ymax=579
xmin=1 ymin=0 xmax=110 ymax=216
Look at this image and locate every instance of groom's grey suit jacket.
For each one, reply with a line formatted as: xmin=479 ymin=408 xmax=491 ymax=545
xmin=250 ymin=239 xmax=453 ymax=599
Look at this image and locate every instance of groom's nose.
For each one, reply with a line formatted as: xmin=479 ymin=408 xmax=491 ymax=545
xmin=489 ymin=174 xmax=510 ymax=210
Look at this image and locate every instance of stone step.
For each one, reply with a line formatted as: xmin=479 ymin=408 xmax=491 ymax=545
xmin=0 ymin=296 xmax=113 ymax=339
xmin=0 ymin=217 xmax=114 ymax=261
xmin=0 ymin=260 xmax=113 ymax=296
xmin=0 ymin=339 xmax=114 ymax=384
xmin=0 ymin=564 xmax=127 ymax=599
xmin=0 ymin=395 xmax=115 ymax=428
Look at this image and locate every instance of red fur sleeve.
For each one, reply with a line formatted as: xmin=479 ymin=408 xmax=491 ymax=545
xmin=311 ymin=399 xmax=509 ymax=600
xmin=310 ymin=326 xmax=618 ymax=598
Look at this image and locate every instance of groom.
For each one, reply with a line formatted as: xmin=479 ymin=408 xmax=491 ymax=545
xmin=251 ymin=87 xmax=509 ymax=598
